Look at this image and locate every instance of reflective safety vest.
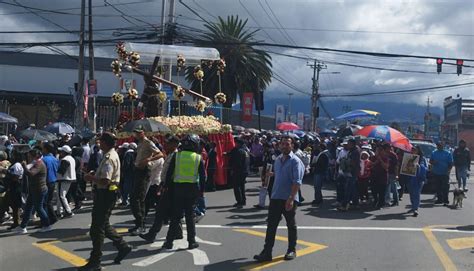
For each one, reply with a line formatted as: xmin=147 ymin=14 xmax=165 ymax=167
xmin=174 ymin=151 xmax=201 ymax=184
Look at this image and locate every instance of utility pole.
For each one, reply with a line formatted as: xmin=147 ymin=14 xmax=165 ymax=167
xmin=424 ymin=96 xmax=433 ymax=138
xmin=166 ymin=0 xmax=176 ymax=80
xmin=308 ymin=60 xmax=326 ymax=131
xmin=88 ymin=0 xmax=96 ymax=132
xmin=287 ymin=93 xmax=293 ymax=122
xmin=160 ymin=0 xmax=167 ymax=44
xmin=75 ymin=0 xmax=86 ymax=130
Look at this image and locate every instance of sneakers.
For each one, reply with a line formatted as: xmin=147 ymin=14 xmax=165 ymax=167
xmin=253 ymin=250 xmax=272 ymax=262
xmin=284 ymin=250 xmax=296 ymax=260
xmin=13 ymin=226 xmax=27 ymax=234
xmin=413 ymin=210 xmax=419 ymax=217
xmin=114 ymin=245 xmax=132 ymax=264
xmin=72 ymin=205 xmax=83 ymax=212
xmin=130 ymin=227 xmax=147 ymax=236
xmin=77 ymin=261 xmax=102 ymax=271
xmin=253 ymin=204 xmax=265 ymax=209
xmin=38 ymin=226 xmax=53 ymax=233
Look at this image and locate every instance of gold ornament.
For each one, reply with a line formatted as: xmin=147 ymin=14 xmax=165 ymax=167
xmin=173 ymin=86 xmax=185 ymax=99
xmin=129 ymin=51 xmax=140 ymax=68
xmin=193 ymin=65 xmax=204 ymax=81
xmin=214 ymin=92 xmax=227 ymax=104
xmin=115 ymin=42 xmax=128 ymax=61
xmin=195 ymin=100 xmax=206 ymax=112
xmin=216 ymin=58 xmax=226 ymax=75
xmin=111 ymin=92 xmax=124 ymax=105
xmin=127 ymin=88 xmax=138 ymax=100
xmin=158 ymin=91 xmax=167 ymax=102
xmin=111 ymin=59 xmax=122 ymax=77
xmin=177 ymin=54 xmax=186 ymax=72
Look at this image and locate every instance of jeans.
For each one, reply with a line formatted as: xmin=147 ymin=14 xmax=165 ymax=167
xmin=408 ymin=180 xmax=424 ymax=211
xmin=20 ymin=190 xmax=50 ymax=228
xmin=343 ymin=176 xmax=358 ymax=206
xmin=57 ymin=180 xmax=72 ymax=214
xmin=456 ymin=166 xmax=468 ymax=188
xmin=385 ymin=174 xmax=399 ymax=204
xmin=433 ymin=174 xmax=450 ymax=203
xmin=130 ymin=168 xmax=150 ymax=227
xmin=263 ymin=199 xmax=297 ymax=253
xmin=233 ymin=174 xmax=247 ymax=205
xmin=89 ymin=189 xmax=127 ymax=263
xmin=44 ymin=182 xmax=57 ymax=223
xmin=313 ymin=173 xmax=325 ymax=203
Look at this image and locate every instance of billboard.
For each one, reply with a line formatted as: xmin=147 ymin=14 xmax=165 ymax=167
xmin=444 ymin=99 xmax=462 ymax=122
xmin=275 ymin=105 xmax=285 ymax=126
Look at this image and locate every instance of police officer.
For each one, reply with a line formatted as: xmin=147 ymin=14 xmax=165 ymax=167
xmin=162 ymin=134 xmax=206 ymax=250
xmin=79 ymin=133 xmax=132 ymax=271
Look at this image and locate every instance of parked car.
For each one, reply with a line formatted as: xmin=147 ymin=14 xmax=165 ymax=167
xmin=410 ymin=140 xmax=437 ymax=193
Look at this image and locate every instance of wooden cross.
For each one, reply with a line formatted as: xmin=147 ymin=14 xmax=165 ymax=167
xmin=133 ymin=56 xmax=211 ymax=117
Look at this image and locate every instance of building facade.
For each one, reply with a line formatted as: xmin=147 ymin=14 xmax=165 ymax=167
xmin=441 ymin=96 xmax=474 ymax=150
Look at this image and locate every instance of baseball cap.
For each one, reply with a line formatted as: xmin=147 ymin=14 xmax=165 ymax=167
xmin=129 ymin=142 xmax=138 ymax=149
xmin=133 ymin=125 xmax=145 ymax=133
xmin=58 ymin=145 xmax=72 ymax=154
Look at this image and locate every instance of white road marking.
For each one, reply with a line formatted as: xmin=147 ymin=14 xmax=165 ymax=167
xmin=132 ymin=231 xmax=221 ymax=267
xmin=112 ymin=224 xmax=470 ymax=233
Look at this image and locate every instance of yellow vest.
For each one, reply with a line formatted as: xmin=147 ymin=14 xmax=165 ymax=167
xmin=174 ymin=151 xmax=201 ymax=183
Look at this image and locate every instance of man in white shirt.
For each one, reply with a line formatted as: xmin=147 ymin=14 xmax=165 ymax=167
xmin=56 ymin=145 xmax=75 ymax=218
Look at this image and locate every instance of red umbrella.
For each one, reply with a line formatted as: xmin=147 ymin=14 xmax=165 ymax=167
xmin=355 ymin=125 xmax=412 ymax=152
xmin=276 ymin=122 xmax=300 ymax=131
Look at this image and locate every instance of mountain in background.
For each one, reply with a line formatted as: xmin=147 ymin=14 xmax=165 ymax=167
xmin=252 ymin=97 xmax=443 ymax=123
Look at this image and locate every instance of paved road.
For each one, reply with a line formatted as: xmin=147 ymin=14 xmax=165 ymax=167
xmin=0 ymin=171 xmax=473 ymax=271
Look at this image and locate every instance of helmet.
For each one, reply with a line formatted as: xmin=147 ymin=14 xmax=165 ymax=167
xmin=180 ymin=134 xmax=200 ymax=152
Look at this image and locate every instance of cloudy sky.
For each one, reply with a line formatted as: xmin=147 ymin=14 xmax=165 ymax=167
xmin=1 ymin=0 xmax=473 ymax=111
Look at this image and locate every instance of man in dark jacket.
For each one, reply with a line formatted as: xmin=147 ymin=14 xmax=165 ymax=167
xmin=311 ymin=143 xmax=329 ymax=205
xmin=228 ymin=138 xmax=249 ymax=208
xmin=453 ymin=139 xmax=471 ymax=191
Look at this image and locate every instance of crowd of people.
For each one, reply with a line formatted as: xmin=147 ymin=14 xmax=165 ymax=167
xmin=227 ymin=132 xmax=470 ymax=218
xmin=0 ymin=127 xmax=471 ymax=269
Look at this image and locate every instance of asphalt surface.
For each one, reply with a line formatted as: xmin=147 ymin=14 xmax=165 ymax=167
xmin=0 ymin=170 xmax=473 ymax=271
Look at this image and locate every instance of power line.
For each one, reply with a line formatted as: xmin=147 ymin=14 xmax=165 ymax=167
xmin=321 ymin=81 xmax=474 ymax=98
xmin=103 ymin=0 xmax=155 ymax=27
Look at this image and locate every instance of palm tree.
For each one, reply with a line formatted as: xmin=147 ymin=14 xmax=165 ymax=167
xmin=185 ymin=15 xmax=272 ymax=108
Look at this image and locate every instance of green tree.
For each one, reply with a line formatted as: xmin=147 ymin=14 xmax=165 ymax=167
xmin=185 ymin=15 xmax=272 ymax=108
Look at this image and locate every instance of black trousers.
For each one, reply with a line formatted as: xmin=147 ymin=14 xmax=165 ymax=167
xmin=130 ymin=168 xmax=150 ymax=227
xmin=372 ymin=182 xmax=387 ymax=208
xmin=433 ymin=174 xmax=450 ymax=203
xmin=206 ymin=168 xmax=216 ymax=191
xmin=149 ymin=188 xmax=182 ymax=237
xmin=233 ymin=174 xmax=247 ymax=205
xmin=166 ymin=185 xmax=198 ymax=244
xmin=45 ymin=182 xmax=57 ymax=223
xmin=264 ymin=199 xmax=297 ymax=253
xmin=89 ymin=189 xmax=127 ymax=263
xmin=398 ymin=174 xmax=409 ymax=199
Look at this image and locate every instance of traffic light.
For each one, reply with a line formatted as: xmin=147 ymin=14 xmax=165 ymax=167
xmin=436 ymin=58 xmax=443 ymax=74
xmin=456 ymin=59 xmax=463 ymax=76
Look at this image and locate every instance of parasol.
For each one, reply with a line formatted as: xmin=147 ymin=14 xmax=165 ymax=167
xmin=355 ymin=125 xmax=412 ymax=151
xmin=336 ymin=109 xmax=380 ymax=120
xmin=0 ymin=112 xmax=18 ymax=124
xmin=18 ymin=129 xmax=58 ymax=141
xmin=276 ymin=122 xmax=300 ymax=131
xmin=122 ymin=119 xmax=171 ymax=133
xmin=44 ymin=122 xmax=75 ymax=135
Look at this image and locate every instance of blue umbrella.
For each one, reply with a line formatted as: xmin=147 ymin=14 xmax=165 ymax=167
xmin=0 ymin=112 xmax=18 ymax=123
xmin=44 ymin=122 xmax=75 ymax=134
xmin=293 ymin=130 xmax=306 ymax=138
xmin=336 ymin=109 xmax=380 ymax=120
